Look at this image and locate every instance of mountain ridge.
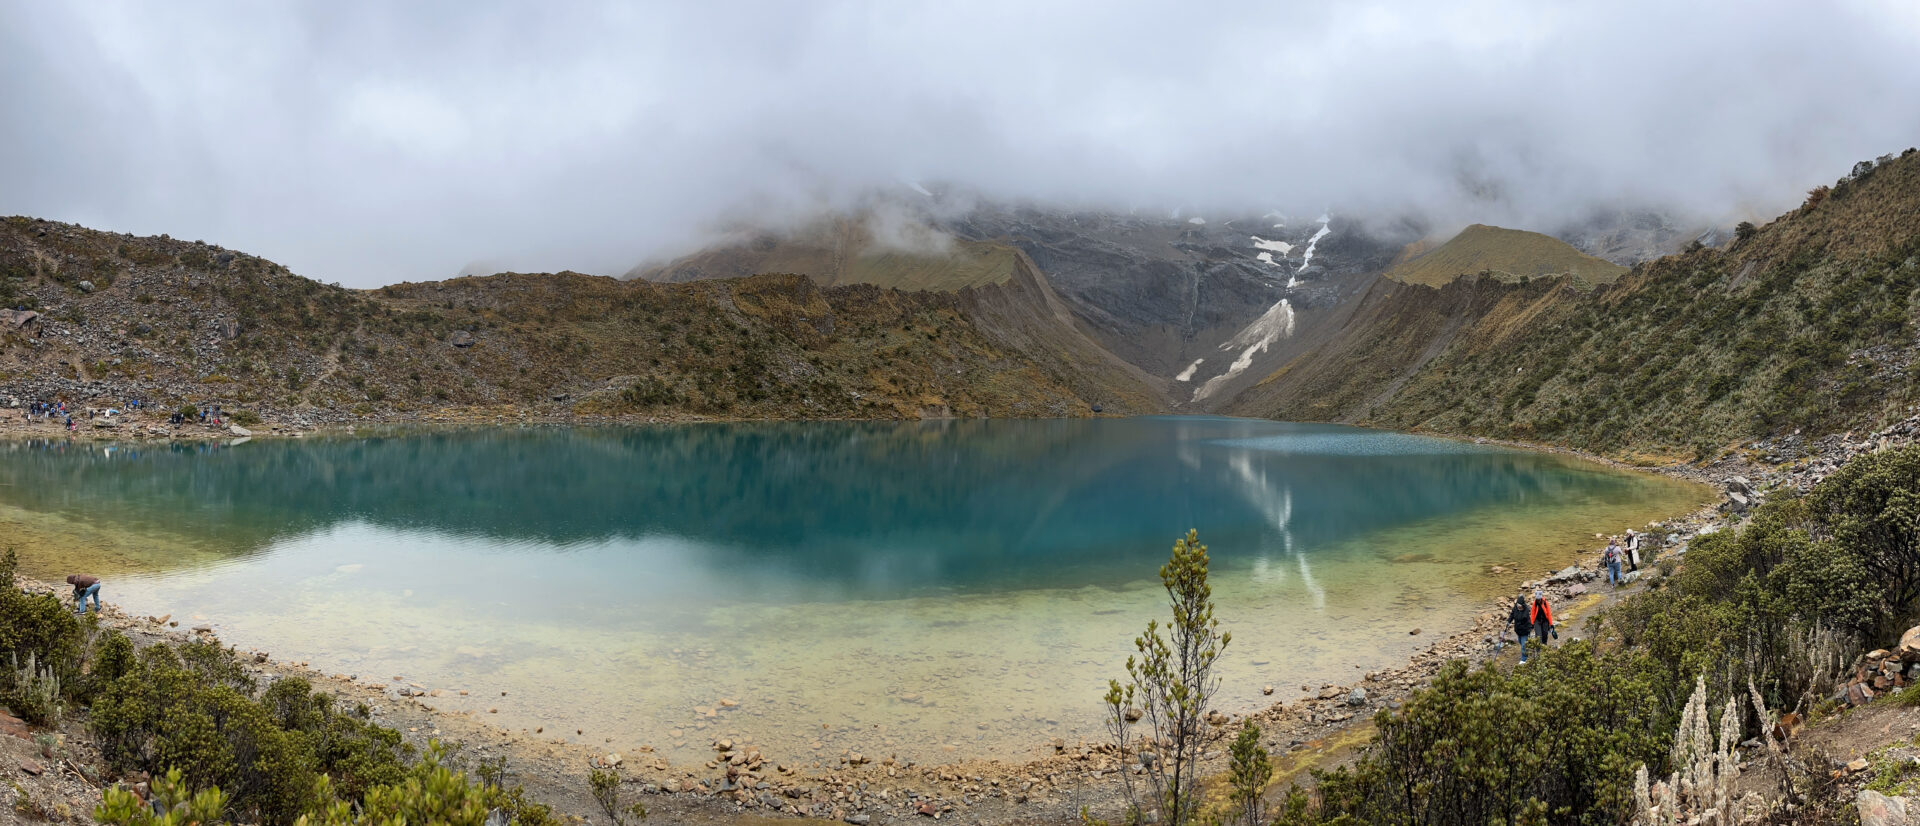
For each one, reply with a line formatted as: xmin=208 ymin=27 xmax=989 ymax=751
xmin=0 ymin=218 xmax=1163 ymax=425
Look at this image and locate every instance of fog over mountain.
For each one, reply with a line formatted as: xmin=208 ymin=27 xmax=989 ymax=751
xmin=3 ymin=0 xmax=1918 ymax=287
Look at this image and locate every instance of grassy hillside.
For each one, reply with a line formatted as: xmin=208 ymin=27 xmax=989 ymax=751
xmin=636 ymin=218 xmax=1021 ymax=292
xmin=0 ymin=218 xmax=1162 ymax=422
xmin=1384 ymin=224 xmax=1628 ymax=287
xmin=1228 ymin=148 xmax=1920 ymax=459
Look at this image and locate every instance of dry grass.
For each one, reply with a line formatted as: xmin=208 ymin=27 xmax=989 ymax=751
xmin=1385 ymin=224 xmax=1628 ymax=287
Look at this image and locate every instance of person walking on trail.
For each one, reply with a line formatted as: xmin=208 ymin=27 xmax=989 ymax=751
xmin=1529 ymin=588 xmax=1558 ymax=653
xmin=1507 ymin=593 xmax=1535 ymax=664
xmin=1604 ymin=539 xmax=1623 ymax=586
xmin=1624 ymin=529 xmax=1642 ymax=572
xmin=67 ymin=574 xmax=102 ymax=614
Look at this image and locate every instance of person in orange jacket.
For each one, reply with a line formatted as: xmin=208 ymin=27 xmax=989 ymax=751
xmin=1528 ymin=588 xmax=1558 ymax=657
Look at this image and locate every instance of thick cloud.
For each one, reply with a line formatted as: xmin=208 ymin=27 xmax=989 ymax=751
xmin=3 ymin=0 xmax=1917 ymax=286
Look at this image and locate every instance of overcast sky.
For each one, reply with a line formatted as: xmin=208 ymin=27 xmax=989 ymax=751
xmin=4 ymin=1 xmax=1919 ymax=287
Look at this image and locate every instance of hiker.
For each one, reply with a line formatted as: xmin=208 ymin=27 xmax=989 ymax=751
xmin=66 ymin=574 xmax=101 ymax=614
xmin=1604 ymin=539 xmax=1622 ymax=586
xmin=1507 ymin=593 xmax=1535 ymax=663
xmin=1624 ymin=529 xmax=1642 ymax=572
xmin=1530 ymin=588 xmax=1558 ymax=652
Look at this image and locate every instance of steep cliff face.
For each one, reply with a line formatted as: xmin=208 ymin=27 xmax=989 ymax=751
xmin=946 ymin=207 xmax=1409 ymax=392
xmin=953 ymin=250 xmax=1168 ymax=415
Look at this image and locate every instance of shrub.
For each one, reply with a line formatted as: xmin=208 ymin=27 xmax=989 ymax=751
xmin=6 ymin=652 xmax=64 ymax=727
xmin=91 ymin=642 xmax=408 ymax=824
xmin=1226 ymin=721 xmax=1271 ymax=826
xmin=589 ymin=765 xmax=646 ymax=825
xmin=0 ymin=548 xmax=85 ymax=708
xmin=1098 ymin=530 xmax=1231 ymax=826
xmin=97 ymin=744 xmax=555 ymax=826
xmin=1807 ymin=447 xmax=1920 ymax=624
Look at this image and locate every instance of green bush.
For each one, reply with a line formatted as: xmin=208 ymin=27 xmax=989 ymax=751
xmin=96 ymin=744 xmax=556 ymax=826
xmin=1315 ymin=642 xmax=1666 ymax=825
xmin=0 ymin=548 xmax=86 ymax=713
xmin=1226 ymin=721 xmax=1271 ymax=826
xmin=91 ymin=642 xmax=406 ymax=825
xmin=1808 ymin=447 xmax=1920 ymax=625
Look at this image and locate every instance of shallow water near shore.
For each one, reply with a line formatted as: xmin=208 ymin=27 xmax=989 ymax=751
xmin=0 ymin=418 xmax=1707 ymax=766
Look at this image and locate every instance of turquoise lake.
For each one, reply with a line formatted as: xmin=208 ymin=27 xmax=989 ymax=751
xmin=0 ymin=417 xmax=1706 ymax=765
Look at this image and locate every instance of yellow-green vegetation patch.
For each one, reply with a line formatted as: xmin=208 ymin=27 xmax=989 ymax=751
xmin=1385 ymin=224 xmax=1628 ymax=287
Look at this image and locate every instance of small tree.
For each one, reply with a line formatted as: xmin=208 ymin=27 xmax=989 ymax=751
xmin=589 ymin=765 xmax=646 ymax=826
xmin=1101 ymin=529 xmax=1232 ymax=826
xmin=1733 ymin=221 xmax=1756 ymax=243
xmin=1227 ymin=721 xmax=1272 ymax=825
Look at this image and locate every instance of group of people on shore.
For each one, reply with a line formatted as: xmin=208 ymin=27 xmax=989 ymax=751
xmin=20 ymin=399 xmax=76 ymax=432
xmin=1505 ymin=589 xmax=1557 ymax=664
xmin=1602 ymin=529 xmax=1644 ymax=586
xmin=10 ymin=397 xmax=230 ymax=433
xmin=1501 ymin=531 xmax=1651 ymax=664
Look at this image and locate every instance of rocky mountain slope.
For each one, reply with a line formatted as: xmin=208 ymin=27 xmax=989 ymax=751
xmin=634 ymin=198 xmax=1417 ymax=410
xmin=1224 ymin=147 xmax=1920 ymax=459
xmin=0 ymin=218 xmax=1163 ymax=424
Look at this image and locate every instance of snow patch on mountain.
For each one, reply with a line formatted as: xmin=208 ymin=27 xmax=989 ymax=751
xmin=1174 ymin=359 xmax=1204 ymax=382
xmin=1193 ymin=298 xmax=1294 ymax=402
xmin=1298 ymin=215 xmax=1332 ymax=273
xmin=1251 ymin=236 xmax=1293 ymax=254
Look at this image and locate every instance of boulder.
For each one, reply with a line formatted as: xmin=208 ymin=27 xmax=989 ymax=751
xmin=0 ymin=309 xmax=38 ymax=330
xmin=1347 ymin=687 xmax=1368 ymax=706
xmin=228 ymin=424 xmax=253 ymax=437
xmin=1898 ymin=625 xmax=1920 ymax=661
xmin=1858 ymin=790 xmax=1911 ymax=826
xmin=220 ymin=319 xmax=241 ymax=339
xmin=1848 ymin=682 xmax=1877 ymax=706
xmin=78 ymin=280 xmax=96 ymax=293
xmin=451 ymin=330 xmax=474 ymax=348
